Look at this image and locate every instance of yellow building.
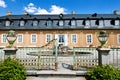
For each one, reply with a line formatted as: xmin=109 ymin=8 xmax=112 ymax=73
xmin=0 ymin=11 xmax=120 ymax=48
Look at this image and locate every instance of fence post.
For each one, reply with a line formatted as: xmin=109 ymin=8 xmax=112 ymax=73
xmin=55 ymin=39 xmax=58 ymax=70
xmin=96 ymin=48 xmax=111 ymax=66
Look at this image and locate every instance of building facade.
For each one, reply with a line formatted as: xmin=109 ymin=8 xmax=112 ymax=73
xmin=0 ymin=11 xmax=120 ymax=48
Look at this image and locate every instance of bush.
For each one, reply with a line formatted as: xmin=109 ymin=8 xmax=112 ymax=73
xmin=87 ymin=65 xmax=120 ymax=80
xmin=0 ymin=57 xmax=26 ymax=80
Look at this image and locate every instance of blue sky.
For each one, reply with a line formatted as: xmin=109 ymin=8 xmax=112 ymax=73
xmin=0 ymin=0 xmax=120 ymax=16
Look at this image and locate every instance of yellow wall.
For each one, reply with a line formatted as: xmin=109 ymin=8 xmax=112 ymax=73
xmin=0 ymin=29 xmax=120 ymax=48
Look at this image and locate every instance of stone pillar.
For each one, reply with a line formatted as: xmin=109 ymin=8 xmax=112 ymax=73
xmin=4 ymin=48 xmax=18 ymax=59
xmin=96 ymin=48 xmax=111 ymax=66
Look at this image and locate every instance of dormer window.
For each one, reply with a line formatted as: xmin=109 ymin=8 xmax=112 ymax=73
xmin=85 ymin=20 xmax=90 ymax=26
xmin=47 ymin=20 xmax=52 ymax=27
xmin=59 ymin=20 xmax=63 ymax=26
xmin=5 ymin=20 xmax=10 ymax=26
xmin=20 ymin=20 xmax=25 ymax=26
xmin=71 ymin=20 xmax=76 ymax=26
xmin=115 ymin=20 xmax=119 ymax=26
xmin=99 ymin=20 xmax=104 ymax=26
xmin=33 ymin=20 xmax=38 ymax=26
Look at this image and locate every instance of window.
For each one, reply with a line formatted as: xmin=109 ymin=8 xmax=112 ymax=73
xmin=2 ymin=34 xmax=7 ymax=43
xmin=59 ymin=20 xmax=63 ymax=26
xmin=58 ymin=35 xmax=64 ymax=43
xmin=115 ymin=20 xmax=119 ymax=26
xmin=31 ymin=34 xmax=37 ymax=43
xmin=5 ymin=21 xmax=10 ymax=26
xmin=33 ymin=20 xmax=38 ymax=26
xmin=20 ymin=20 xmax=25 ymax=26
xmin=86 ymin=34 xmax=92 ymax=44
xmin=117 ymin=34 xmax=120 ymax=43
xmin=85 ymin=20 xmax=90 ymax=26
xmin=46 ymin=34 xmax=52 ymax=43
xmin=71 ymin=34 xmax=77 ymax=43
xmin=17 ymin=34 xmax=23 ymax=43
xmin=99 ymin=20 xmax=104 ymax=26
xmin=47 ymin=20 xmax=52 ymax=27
xmin=71 ymin=20 xmax=76 ymax=26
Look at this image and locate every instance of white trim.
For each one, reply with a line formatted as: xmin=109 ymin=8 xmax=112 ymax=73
xmin=46 ymin=34 xmax=52 ymax=43
xmin=31 ymin=34 xmax=37 ymax=43
xmin=17 ymin=34 xmax=23 ymax=43
xmin=117 ymin=34 xmax=120 ymax=44
xmin=115 ymin=20 xmax=120 ymax=26
xmin=1 ymin=34 xmax=7 ymax=43
xmin=71 ymin=34 xmax=77 ymax=44
xmin=86 ymin=34 xmax=92 ymax=44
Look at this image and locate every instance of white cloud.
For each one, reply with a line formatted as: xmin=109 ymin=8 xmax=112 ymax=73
xmin=50 ymin=5 xmax=66 ymax=14
xmin=0 ymin=0 xmax=7 ymax=8
xmin=24 ymin=3 xmax=67 ymax=14
xmin=24 ymin=3 xmax=37 ymax=13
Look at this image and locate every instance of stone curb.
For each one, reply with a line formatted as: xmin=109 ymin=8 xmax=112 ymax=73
xmin=26 ymin=70 xmax=87 ymax=76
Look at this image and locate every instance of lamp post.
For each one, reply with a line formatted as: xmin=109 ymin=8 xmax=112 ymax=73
xmin=4 ymin=30 xmax=17 ymax=59
xmin=97 ymin=30 xmax=111 ymax=66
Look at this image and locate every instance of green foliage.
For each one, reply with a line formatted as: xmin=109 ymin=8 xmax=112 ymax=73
xmin=0 ymin=57 xmax=26 ymax=80
xmin=87 ymin=65 xmax=120 ymax=80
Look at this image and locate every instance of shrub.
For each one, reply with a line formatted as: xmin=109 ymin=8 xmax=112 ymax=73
xmin=0 ymin=57 xmax=26 ymax=80
xmin=87 ymin=65 xmax=120 ymax=80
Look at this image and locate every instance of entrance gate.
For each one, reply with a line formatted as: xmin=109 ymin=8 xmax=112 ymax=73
xmin=18 ymin=39 xmax=58 ymax=70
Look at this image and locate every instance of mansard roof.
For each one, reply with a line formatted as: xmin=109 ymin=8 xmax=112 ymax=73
xmin=0 ymin=14 xmax=120 ymax=20
xmin=0 ymin=14 xmax=120 ymax=30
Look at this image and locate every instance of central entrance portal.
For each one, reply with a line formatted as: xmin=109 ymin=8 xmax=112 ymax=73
xmin=55 ymin=34 xmax=68 ymax=46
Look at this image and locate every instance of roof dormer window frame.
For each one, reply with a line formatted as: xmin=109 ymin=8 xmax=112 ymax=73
xmin=47 ymin=19 xmax=52 ymax=27
xmin=99 ymin=18 xmax=104 ymax=27
xmin=59 ymin=19 xmax=64 ymax=26
xmin=5 ymin=20 xmax=11 ymax=27
xmin=85 ymin=19 xmax=90 ymax=26
xmin=33 ymin=20 xmax=38 ymax=26
xmin=20 ymin=18 xmax=25 ymax=26
xmin=115 ymin=19 xmax=119 ymax=26
xmin=71 ymin=19 xmax=76 ymax=26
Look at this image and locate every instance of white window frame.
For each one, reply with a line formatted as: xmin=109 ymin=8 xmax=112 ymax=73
xmin=33 ymin=20 xmax=38 ymax=26
xmin=115 ymin=20 xmax=119 ymax=26
xmin=117 ymin=34 xmax=120 ymax=44
xmin=20 ymin=20 xmax=25 ymax=26
xmin=17 ymin=34 xmax=23 ymax=43
xmin=5 ymin=21 xmax=10 ymax=26
xmin=47 ymin=20 xmax=52 ymax=27
xmin=71 ymin=20 xmax=76 ymax=26
xmin=71 ymin=34 xmax=77 ymax=43
xmin=46 ymin=34 xmax=52 ymax=43
xmin=1 ymin=34 xmax=7 ymax=43
xmin=99 ymin=20 xmax=104 ymax=26
xmin=86 ymin=34 xmax=92 ymax=44
xmin=59 ymin=20 xmax=64 ymax=26
xmin=31 ymin=34 xmax=37 ymax=43
xmin=85 ymin=20 xmax=90 ymax=26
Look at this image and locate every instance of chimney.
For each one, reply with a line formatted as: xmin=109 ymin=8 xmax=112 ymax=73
xmin=71 ymin=10 xmax=76 ymax=14
xmin=24 ymin=11 xmax=28 ymax=15
xmin=6 ymin=11 xmax=12 ymax=16
xmin=114 ymin=10 xmax=119 ymax=15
